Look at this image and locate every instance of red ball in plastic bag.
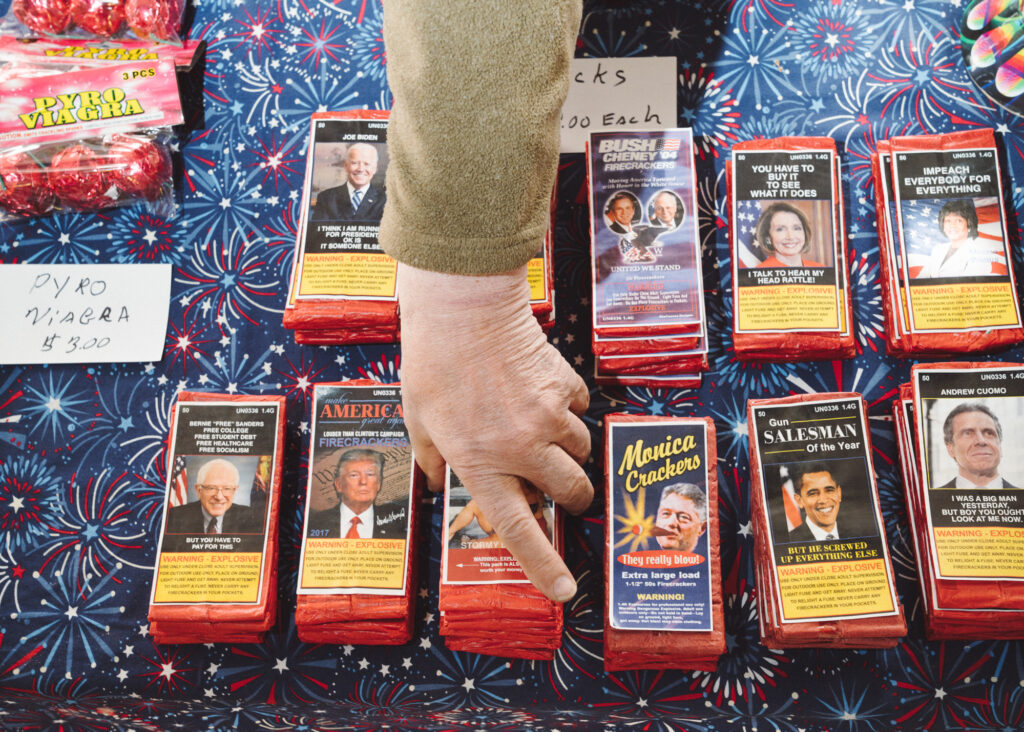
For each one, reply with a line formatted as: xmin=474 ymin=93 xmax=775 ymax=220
xmin=12 ymin=0 xmax=73 ymax=34
xmin=50 ymin=144 xmax=114 ymax=211
xmin=0 ymin=151 xmax=55 ymax=217
xmin=124 ymin=0 xmax=180 ymax=40
xmin=106 ymin=133 xmax=171 ymax=201
xmin=70 ymin=0 xmax=125 ymax=36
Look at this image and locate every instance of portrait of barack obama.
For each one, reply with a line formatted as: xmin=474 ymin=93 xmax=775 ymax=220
xmin=306 ymin=448 xmax=407 ymax=539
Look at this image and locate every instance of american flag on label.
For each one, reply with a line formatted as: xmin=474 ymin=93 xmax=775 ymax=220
xmin=170 ymin=455 xmax=188 ymax=507
xmin=658 ymin=138 xmax=681 ymax=151
xmin=900 ymin=197 xmax=1007 ymax=277
xmin=735 ymin=199 xmax=765 ymax=268
xmin=777 ymin=466 xmax=803 ymax=532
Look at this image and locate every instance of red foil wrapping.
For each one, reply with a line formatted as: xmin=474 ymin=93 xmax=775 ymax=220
xmin=0 ymin=151 xmax=55 ymax=217
xmin=49 ymin=144 xmax=112 ymax=211
xmin=125 ymin=0 xmax=180 ymax=40
xmin=106 ymin=133 xmax=171 ymax=201
xmin=12 ymin=0 xmax=72 ymax=34
xmin=70 ymin=0 xmax=124 ymax=36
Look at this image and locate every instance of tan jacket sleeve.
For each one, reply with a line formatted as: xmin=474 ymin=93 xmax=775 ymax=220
xmin=379 ymin=0 xmax=582 ymax=275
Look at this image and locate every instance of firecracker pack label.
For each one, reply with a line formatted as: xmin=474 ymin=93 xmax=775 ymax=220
xmin=0 ymin=60 xmax=182 ymax=144
xmin=441 ymin=470 xmax=557 ymax=584
xmin=151 ymin=400 xmax=280 ymax=605
xmin=892 ymin=147 xmax=1020 ymax=332
xmin=831 ymin=155 xmax=850 ymax=337
xmin=731 ymin=149 xmax=842 ymax=333
xmin=290 ymin=115 xmax=397 ymax=302
xmin=589 ymin=128 xmax=704 ymax=331
xmin=0 ymin=36 xmax=202 ymax=68
xmin=913 ymin=366 xmax=1024 ymax=581
xmin=877 ymin=151 xmax=912 ymax=332
xmin=527 ymin=243 xmax=549 ymax=304
xmin=607 ymin=420 xmax=713 ymax=631
xmin=297 ymin=384 xmax=413 ymax=595
xmin=749 ymin=397 xmax=898 ymax=622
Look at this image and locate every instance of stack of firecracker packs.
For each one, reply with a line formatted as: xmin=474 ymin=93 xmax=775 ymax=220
xmin=438 ymin=468 xmax=564 ymax=660
xmin=0 ymin=34 xmax=199 ymax=219
xmin=113 ymin=60 xmax=1024 ymax=656
xmin=149 ymin=393 xmax=286 ymax=644
xmin=727 ymin=137 xmax=855 ymax=361
xmin=587 ymin=128 xmax=708 ymax=388
xmin=3 ymin=0 xmax=186 ymax=42
xmin=894 ymin=363 xmax=1024 ymax=639
xmin=282 ymin=111 xmax=556 ymax=345
xmin=294 ymin=381 xmax=422 ymax=645
xmin=746 ymin=392 xmax=907 ymax=647
xmin=602 ymin=414 xmax=726 ymax=670
xmin=871 ymin=128 xmax=1024 ymax=355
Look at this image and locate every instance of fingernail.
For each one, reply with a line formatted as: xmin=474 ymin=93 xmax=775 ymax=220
xmin=552 ymin=575 xmax=577 ymax=603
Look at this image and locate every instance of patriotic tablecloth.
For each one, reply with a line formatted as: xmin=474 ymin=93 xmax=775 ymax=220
xmin=1 ymin=0 xmax=1022 ymax=729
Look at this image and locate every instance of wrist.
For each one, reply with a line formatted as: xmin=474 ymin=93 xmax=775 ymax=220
xmin=397 ymin=262 xmax=530 ymax=320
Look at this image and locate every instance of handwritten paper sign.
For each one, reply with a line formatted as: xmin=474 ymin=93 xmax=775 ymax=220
xmin=560 ymin=57 xmax=676 ymax=154
xmin=0 ymin=263 xmax=171 ymax=364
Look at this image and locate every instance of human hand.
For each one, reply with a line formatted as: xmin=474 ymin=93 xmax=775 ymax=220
xmin=397 ymin=262 xmax=592 ymax=602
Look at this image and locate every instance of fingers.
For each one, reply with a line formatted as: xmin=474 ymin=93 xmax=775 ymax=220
xmin=556 ymin=410 xmax=591 ymax=466
xmin=522 ymin=446 xmax=593 ymax=515
xmin=405 ymin=411 xmax=446 ymax=492
xmin=471 ymin=474 xmax=577 ymax=603
xmin=565 ymin=364 xmax=589 ymax=417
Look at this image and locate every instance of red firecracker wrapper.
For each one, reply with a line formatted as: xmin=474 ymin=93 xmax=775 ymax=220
xmin=70 ymin=0 xmax=124 ymax=36
xmin=0 ymin=60 xmax=181 ymax=218
xmin=727 ymin=137 xmax=855 ymax=361
xmin=48 ymin=143 xmax=111 ymax=210
xmin=282 ymin=300 xmax=399 ymax=338
xmin=908 ymin=363 xmax=1024 ymax=617
xmin=298 ymin=619 xmax=413 ymax=645
xmin=148 ymin=393 xmax=286 ymax=643
xmin=593 ymin=361 xmax=703 ymax=390
xmin=537 ymin=303 xmax=556 ymax=332
xmin=295 ymin=381 xmax=421 ymax=645
xmin=0 ymin=149 xmax=54 ymax=216
xmin=12 ymin=0 xmax=72 ymax=34
xmin=292 ymin=325 xmax=401 ymax=346
xmin=894 ymin=382 xmax=1024 ymax=640
xmin=283 ymin=110 xmax=398 ymax=345
xmin=4 ymin=0 xmax=181 ymax=41
xmin=875 ymin=129 xmax=1024 ymax=355
xmin=124 ymin=0 xmax=180 ymax=40
xmin=439 ymin=468 xmax=564 ymax=660
xmin=747 ymin=392 xmax=905 ymax=648
xmin=593 ymin=329 xmax=703 ymax=357
xmin=588 ymin=129 xmax=706 ymax=340
xmin=595 ymin=352 xmax=708 ymax=376
xmin=105 ymin=132 xmax=171 ymax=201
xmin=603 ymin=414 xmax=726 ymax=671
xmin=148 ymin=625 xmax=265 ymax=644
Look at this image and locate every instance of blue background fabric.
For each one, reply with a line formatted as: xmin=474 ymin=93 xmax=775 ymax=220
xmin=2 ymin=0 xmax=1024 ymax=729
